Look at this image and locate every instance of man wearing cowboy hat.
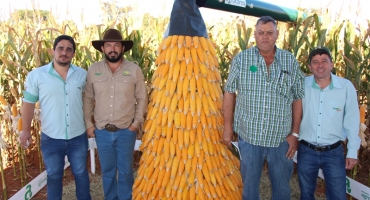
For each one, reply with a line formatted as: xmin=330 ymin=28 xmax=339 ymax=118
xmin=83 ymin=28 xmax=148 ymax=200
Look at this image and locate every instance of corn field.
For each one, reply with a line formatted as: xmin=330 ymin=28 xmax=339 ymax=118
xmin=0 ymin=2 xmax=369 ymax=199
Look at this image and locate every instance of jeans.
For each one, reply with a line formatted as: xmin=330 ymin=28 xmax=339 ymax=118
xmin=95 ymin=128 xmax=136 ymax=200
xmin=238 ymin=136 xmax=293 ymax=200
xmin=41 ymin=132 xmax=91 ymax=200
xmin=297 ymin=142 xmax=346 ymax=200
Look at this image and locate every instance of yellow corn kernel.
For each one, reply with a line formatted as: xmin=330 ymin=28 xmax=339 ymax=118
xmin=184 ymin=47 xmax=191 ymax=64
xmin=170 ymin=35 xmax=179 ymax=49
xmin=165 ymin=45 xmax=172 ymax=63
xmin=201 ymin=76 xmax=210 ymax=95
xmin=161 ymin=111 xmax=168 ymax=127
xmin=172 ymin=61 xmax=181 ymax=83
xmin=156 ymin=137 xmax=165 ymax=156
xmin=177 ymin=157 xmax=185 ymax=176
xmin=177 ymin=35 xmax=185 ymax=49
xmin=180 ymin=111 xmax=186 ymax=129
xmin=199 ymin=63 xmax=208 ymax=77
xmin=178 ymin=128 xmax=184 ymax=149
xmin=162 ymin=36 xmax=172 ymax=50
xmin=177 ymin=45 xmax=184 ymax=61
xmin=18 ymin=118 xmax=23 ymax=131
xmin=196 ymin=47 xmax=205 ymax=64
xmin=190 ymin=46 xmax=198 ymax=67
xmin=11 ymin=104 xmax=18 ymax=117
xmin=360 ymin=104 xmax=367 ymax=123
xmin=182 ymin=77 xmax=190 ymax=100
xmin=174 ymin=111 xmax=181 ymax=128
xmin=192 ymin=36 xmax=199 ymax=48
xmin=192 ymin=112 xmax=198 ymax=129
xmin=150 ymin=167 xmax=161 ymax=184
xmin=199 ymin=37 xmax=209 ymax=53
xmin=170 ymin=140 xmax=176 ymax=158
xmin=170 ymin=156 xmax=179 ymax=179
xmin=189 ymin=75 xmax=196 ymax=101
xmin=186 ymin=111 xmax=192 ymax=131
xmin=179 ymin=60 xmax=187 ymax=81
xmin=185 ymin=36 xmax=192 ymax=48
xmin=0 ymin=95 xmax=8 ymax=105
xmin=187 ymin=60 xmax=194 ymax=80
xmin=206 ymin=38 xmax=217 ymax=56
xmin=188 ymin=143 xmax=195 ymax=159
xmin=191 ymin=151 xmax=197 ymax=171
xmin=196 ymin=124 xmax=203 ymax=144
xmin=169 ymin=47 xmax=178 ymax=67
xmin=172 ymin=126 xmax=178 ymax=144
xmin=202 ymin=98 xmax=211 ymax=117
xmin=169 ymin=80 xmax=177 ymax=97
xmin=183 ymin=94 xmax=190 ymax=115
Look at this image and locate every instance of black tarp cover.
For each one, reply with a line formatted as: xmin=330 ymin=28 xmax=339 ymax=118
xmin=167 ymin=0 xmax=208 ymax=38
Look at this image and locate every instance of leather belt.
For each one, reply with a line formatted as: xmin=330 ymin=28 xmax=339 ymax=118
xmin=300 ymin=140 xmax=341 ymax=152
xmin=104 ymin=124 xmax=119 ymax=132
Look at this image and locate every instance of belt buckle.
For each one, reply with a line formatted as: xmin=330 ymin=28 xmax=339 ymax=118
xmin=105 ymin=124 xmax=118 ymax=132
xmin=314 ymin=146 xmax=326 ymax=152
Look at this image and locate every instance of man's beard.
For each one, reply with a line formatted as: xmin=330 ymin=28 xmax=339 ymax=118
xmin=55 ymin=57 xmax=71 ymax=67
xmin=105 ymin=51 xmax=123 ymax=63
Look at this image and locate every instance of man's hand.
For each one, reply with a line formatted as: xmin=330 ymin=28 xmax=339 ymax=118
xmin=346 ymin=158 xmax=357 ymax=170
xmin=286 ymin=134 xmax=299 ymax=159
xmin=19 ymin=130 xmax=32 ymax=148
xmin=87 ymin=127 xmax=96 ymax=138
xmin=222 ymin=127 xmax=234 ymax=149
xmin=128 ymin=125 xmax=138 ymax=132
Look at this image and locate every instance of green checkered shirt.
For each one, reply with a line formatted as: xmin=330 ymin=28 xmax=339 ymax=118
xmin=224 ymin=46 xmax=305 ymax=147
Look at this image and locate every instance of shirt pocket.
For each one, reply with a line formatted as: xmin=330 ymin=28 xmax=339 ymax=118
xmin=117 ymin=76 xmax=135 ymax=94
xmin=92 ymin=76 xmax=109 ymax=92
xmin=329 ymin=100 xmax=344 ymax=118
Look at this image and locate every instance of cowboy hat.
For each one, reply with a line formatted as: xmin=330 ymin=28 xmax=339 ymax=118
xmin=92 ymin=29 xmax=133 ymax=52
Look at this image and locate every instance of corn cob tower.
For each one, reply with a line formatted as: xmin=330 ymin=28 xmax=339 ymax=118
xmin=133 ymin=0 xmax=242 ymax=199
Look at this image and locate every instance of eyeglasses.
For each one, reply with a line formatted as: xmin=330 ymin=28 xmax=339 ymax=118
xmin=256 ymin=31 xmax=276 ymax=37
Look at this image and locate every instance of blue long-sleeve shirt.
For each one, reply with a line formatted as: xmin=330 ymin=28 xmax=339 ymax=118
xmin=299 ymin=74 xmax=360 ymax=159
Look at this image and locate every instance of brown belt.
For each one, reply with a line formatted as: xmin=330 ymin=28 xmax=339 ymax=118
xmin=104 ymin=124 xmax=119 ymax=132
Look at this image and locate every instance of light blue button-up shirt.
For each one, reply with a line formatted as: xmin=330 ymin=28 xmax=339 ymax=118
xmin=299 ymin=74 xmax=360 ymax=159
xmin=23 ymin=62 xmax=86 ymax=139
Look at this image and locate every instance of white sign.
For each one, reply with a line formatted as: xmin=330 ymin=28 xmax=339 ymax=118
xmin=225 ymin=0 xmax=247 ymax=8
xmin=9 ymin=157 xmax=70 ymax=200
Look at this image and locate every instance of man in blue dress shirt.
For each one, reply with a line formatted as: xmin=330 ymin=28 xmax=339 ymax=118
xmin=297 ymin=47 xmax=360 ymax=200
xmin=19 ymin=35 xmax=91 ymax=200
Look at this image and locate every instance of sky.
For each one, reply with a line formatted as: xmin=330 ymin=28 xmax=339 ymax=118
xmin=0 ymin=0 xmax=368 ymax=27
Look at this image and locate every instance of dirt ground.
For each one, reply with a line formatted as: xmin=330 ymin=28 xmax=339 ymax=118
xmin=1 ymin=143 xmax=369 ymax=200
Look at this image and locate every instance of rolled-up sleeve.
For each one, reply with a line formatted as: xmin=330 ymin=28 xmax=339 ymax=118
xmin=23 ymin=71 xmax=39 ymax=103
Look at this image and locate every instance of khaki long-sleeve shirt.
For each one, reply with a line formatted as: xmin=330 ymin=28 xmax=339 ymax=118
xmin=83 ymin=59 xmax=148 ymax=130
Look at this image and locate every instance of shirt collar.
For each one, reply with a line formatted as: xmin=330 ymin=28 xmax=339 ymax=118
xmin=308 ymin=73 xmax=342 ymax=90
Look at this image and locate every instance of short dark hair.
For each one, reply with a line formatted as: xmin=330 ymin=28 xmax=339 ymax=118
xmin=308 ymin=47 xmax=332 ymax=63
xmin=256 ymin=16 xmax=277 ymax=27
xmin=53 ymin=35 xmax=76 ymax=52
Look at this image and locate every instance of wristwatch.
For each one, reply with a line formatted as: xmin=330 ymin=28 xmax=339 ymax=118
xmin=291 ymin=132 xmax=299 ymax=138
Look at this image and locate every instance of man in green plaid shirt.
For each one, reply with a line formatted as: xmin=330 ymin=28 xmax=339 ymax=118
xmin=223 ymin=16 xmax=305 ymax=200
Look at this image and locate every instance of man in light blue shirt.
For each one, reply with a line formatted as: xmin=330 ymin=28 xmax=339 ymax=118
xmin=297 ymin=47 xmax=360 ymax=200
xmin=19 ymin=35 xmax=91 ymax=200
